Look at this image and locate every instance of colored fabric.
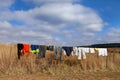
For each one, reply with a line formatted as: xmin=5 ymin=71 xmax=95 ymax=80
xmin=17 ymin=43 xmax=23 ymax=59
xmin=95 ymin=48 xmax=98 ymax=51
xmin=62 ymin=47 xmax=73 ymax=56
xmin=30 ymin=49 xmax=39 ymax=54
xmin=31 ymin=45 xmax=39 ymax=54
xmin=54 ymin=46 xmax=63 ymax=61
xmin=31 ymin=45 xmax=39 ymax=50
xmin=38 ymin=45 xmax=47 ymax=58
xmin=22 ymin=44 xmax=30 ymax=56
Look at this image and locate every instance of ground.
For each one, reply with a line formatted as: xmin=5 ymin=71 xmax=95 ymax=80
xmin=0 ymin=71 xmax=120 ymax=80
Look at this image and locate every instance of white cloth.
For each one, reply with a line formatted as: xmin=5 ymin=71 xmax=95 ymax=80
xmin=78 ymin=47 xmax=82 ymax=60
xmin=71 ymin=51 xmax=74 ymax=56
xmin=73 ymin=47 xmax=78 ymax=56
xmin=78 ymin=47 xmax=86 ymax=60
xmin=89 ymin=48 xmax=95 ymax=53
xmin=82 ymin=48 xmax=86 ymax=59
xmin=104 ymin=48 xmax=108 ymax=56
xmin=98 ymin=48 xmax=108 ymax=56
xmin=84 ymin=48 xmax=90 ymax=53
xmin=62 ymin=49 xmax=66 ymax=55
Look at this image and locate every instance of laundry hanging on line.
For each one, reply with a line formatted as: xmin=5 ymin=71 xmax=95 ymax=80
xmin=54 ymin=46 xmax=63 ymax=61
xmin=38 ymin=45 xmax=47 ymax=58
xmin=98 ymin=48 xmax=108 ymax=56
xmin=17 ymin=43 xmax=24 ymax=59
xmin=62 ymin=47 xmax=73 ymax=56
xmin=30 ymin=45 xmax=39 ymax=54
xmin=17 ymin=43 xmax=108 ymax=61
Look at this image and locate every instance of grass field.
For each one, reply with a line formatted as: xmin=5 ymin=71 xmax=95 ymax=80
xmin=0 ymin=44 xmax=120 ymax=80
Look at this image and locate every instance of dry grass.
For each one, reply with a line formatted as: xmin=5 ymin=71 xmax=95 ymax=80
xmin=0 ymin=44 xmax=120 ymax=79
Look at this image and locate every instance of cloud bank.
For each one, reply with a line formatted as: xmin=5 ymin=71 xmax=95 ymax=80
xmin=0 ymin=0 xmax=119 ymax=45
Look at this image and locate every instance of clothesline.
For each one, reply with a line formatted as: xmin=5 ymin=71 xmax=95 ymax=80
xmin=17 ymin=43 xmax=108 ymax=61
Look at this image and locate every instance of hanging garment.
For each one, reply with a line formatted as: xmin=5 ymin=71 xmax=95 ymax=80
xmin=94 ymin=48 xmax=98 ymax=51
xmin=62 ymin=47 xmax=73 ymax=56
xmin=22 ymin=44 xmax=30 ymax=56
xmin=73 ymin=47 xmax=78 ymax=56
xmin=78 ymin=47 xmax=86 ymax=60
xmin=31 ymin=45 xmax=39 ymax=50
xmin=78 ymin=47 xmax=82 ymax=60
xmin=98 ymin=48 xmax=102 ymax=56
xmin=17 ymin=43 xmax=23 ymax=59
xmin=84 ymin=48 xmax=90 ymax=53
xmin=54 ymin=46 xmax=63 ymax=61
xmin=89 ymin=48 xmax=95 ymax=53
xmin=30 ymin=45 xmax=39 ymax=54
xmin=98 ymin=48 xmax=108 ymax=56
xmin=104 ymin=48 xmax=108 ymax=56
xmin=62 ymin=49 xmax=66 ymax=55
xmin=38 ymin=45 xmax=47 ymax=58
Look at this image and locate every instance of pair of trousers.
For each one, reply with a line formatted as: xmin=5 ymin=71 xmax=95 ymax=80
xmin=38 ymin=45 xmax=47 ymax=58
xmin=17 ymin=43 xmax=23 ymax=59
xmin=54 ymin=46 xmax=63 ymax=61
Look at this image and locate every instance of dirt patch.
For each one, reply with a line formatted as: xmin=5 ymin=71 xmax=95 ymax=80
xmin=0 ymin=71 xmax=120 ymax=80
xmin=0 ymin=75 xmax=119 ymax=80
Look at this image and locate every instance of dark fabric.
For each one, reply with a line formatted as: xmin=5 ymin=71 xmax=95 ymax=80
xmin=17 ymin=43 xmax=23 ymax=59
xmin=38 ymin=45 xmax=47 ymax=58
xmin=47 ymin=46 xmax=54 ymax=51
xmin=62 ymin=47 xmax=73 ymax=56
xmin=17 ymin=43 xmax=24 ymax=50
xmin=31 ymin=45 xmax=39 ymax=50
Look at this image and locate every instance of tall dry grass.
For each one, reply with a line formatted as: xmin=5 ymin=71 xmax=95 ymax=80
xmin=0 ymin=44 xmax=120 ymax=76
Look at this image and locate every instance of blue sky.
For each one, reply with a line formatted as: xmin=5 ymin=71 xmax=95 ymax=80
xmin=0 ymin=0 xmax=120 ymax=46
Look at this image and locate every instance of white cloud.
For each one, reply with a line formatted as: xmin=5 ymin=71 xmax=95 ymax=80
xmin=106 ymin=27 xmax=120 ymax=43
xmin=0 ymin=21 xmax=12 ymax=29
xmin=0 ymin=2 xmax=107 ymax=45
xmin=6 ymin=3 xmax=104 ymax=34
xmin=31 ymin=3 xmax=104 ymax=31
xmin=0 ymin=0 xmax=14 ymax=9
xmin=24 ymin=0 xmax=80 ymax=5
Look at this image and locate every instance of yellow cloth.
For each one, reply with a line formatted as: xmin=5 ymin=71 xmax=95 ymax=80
xmin=30 ymin=49 xmax=39 ymax=53
xmin=94 ymin=48 xmax=98 ymax=51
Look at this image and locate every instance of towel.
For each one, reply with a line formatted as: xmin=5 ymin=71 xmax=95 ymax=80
xmin=89 ymin=48 xmax=95 ymax=53
xmin=78 ymin=47 xmax=86 ymax=60
xmin=84 ymin=48 xmax=90 ymax=53
xmin=98 ymin=48 xmax=108 ymax=56
xmin=73 ymin=47 xmax=78 ymax=56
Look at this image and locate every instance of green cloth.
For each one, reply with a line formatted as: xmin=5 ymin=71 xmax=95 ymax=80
xmin=30 ymin=49 xmax=39 ymax=54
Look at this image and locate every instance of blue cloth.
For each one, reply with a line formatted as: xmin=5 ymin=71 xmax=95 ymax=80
xmin=62 ymin=47 xmax=73 ymax=56
xmin=31 ymin=45 xmax=39 ymax=50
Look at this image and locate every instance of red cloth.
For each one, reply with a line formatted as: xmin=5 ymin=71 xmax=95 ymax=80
xmin=22 ymin=44 xmax=30 ymax=56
